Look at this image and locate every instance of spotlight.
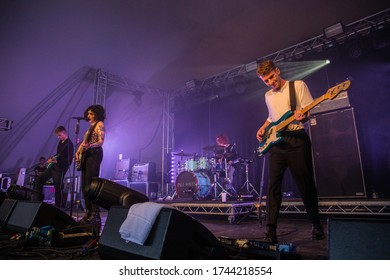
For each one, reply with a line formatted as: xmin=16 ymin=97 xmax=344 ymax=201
xmin=6 ymin=185 xmax=44 ymax=201
xmin=85 ymin=177 xmax=149 ymax=210
xmin=324 ymin=22 xmax=344 ymax=39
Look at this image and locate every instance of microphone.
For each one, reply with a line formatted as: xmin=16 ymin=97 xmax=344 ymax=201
xmin=72 ymin=117 xmax=86 ymax=121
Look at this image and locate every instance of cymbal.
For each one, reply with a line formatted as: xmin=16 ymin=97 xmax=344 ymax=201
xmin=203 ymin=144 xmax=224 ymax=151
xmin=172 ymin=151 xmax=193 ymax=157
xmin=224 ymin=152 xmax=237 ymax=157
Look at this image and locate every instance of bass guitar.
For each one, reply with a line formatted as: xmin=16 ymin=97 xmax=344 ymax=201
xmin=257 ymin=80 xmax=351 ymax=156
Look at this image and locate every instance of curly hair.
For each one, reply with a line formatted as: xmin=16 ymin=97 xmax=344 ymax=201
xmin=256 ymin=60 xmax=277 ymax=77
xmin=84 ymin=104 xmax=106 ymax=122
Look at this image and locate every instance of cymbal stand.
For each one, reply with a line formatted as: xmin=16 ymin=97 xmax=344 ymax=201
xmin=240 ymin=160 xmax=259 ymax=196
xmin=257 ymin=154 xmax=267 ymax=227
xmin=209 ymin=171 xmax=232 ymax=199
xmin=236 ymin=155 xmax=266 ymax=225
xmin=223 ymin=157 xmax=237 ymax=196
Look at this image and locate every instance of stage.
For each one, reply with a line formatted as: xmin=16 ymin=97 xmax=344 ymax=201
xmin=1 ymin=195 xmax=389 ymax=260
xmin=161 ymin=197 xmax=390 ymax=224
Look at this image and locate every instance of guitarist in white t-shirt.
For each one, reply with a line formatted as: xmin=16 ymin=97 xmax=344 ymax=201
xmin=256 ymin=60 xmax=324 ymax=244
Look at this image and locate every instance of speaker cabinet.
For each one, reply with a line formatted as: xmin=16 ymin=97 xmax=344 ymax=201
xmin=0 ymin=191 xmax=8 ymax=207
xmin=5 ymin=201 xmax=78 ymax=233
xmin=113 ymin=180 xmax=159 ymax=200
xmin=329 ymin=217 xmax=390 ymax=259
xmin=0 ymin=199 xmax=18 ymax=228
xmin=131 ymin=162 xmax=157 ymax=182
xmin=308 ymin=108 xmax=366 ymax=197
xmin=129 ymin=182 xmax=159 ymax=200
xmin=99 ymin=206 xmax=228 ymax=260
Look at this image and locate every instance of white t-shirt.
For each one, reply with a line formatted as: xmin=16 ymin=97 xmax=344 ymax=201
xmin=265 ymin=80 xmax=313 ymax=131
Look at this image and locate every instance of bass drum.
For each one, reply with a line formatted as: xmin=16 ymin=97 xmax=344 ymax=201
xmin=175 ymin=171 xmax=210 ymax=199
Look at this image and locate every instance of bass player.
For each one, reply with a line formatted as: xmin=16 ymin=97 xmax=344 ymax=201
xmin=256 ymin=60 xmax=324 ymax=243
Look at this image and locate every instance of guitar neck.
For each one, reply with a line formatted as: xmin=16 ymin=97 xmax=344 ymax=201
xmin=275 ymin=95 xmax=328 ymax=132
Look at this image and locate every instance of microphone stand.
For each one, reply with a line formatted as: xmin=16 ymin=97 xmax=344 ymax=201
xmin=69 ymin=119 xmax=81 ymax=217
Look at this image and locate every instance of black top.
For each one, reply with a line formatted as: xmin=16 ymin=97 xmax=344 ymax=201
xmin=215 ymin=144 xmax=238 ymax=162
xmin=53 ymin=138 xmax=74 ymax=172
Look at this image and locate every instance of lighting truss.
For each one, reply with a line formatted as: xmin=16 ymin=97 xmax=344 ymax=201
xmin=176 ymin=8 xmax=389 ymax=94
xmin=93 ymin=68 xmax=167 ymax=106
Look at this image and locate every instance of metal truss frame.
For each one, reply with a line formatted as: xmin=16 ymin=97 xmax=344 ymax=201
xmin=161 ymin=90 xmax=175 ymax=194
xmin=169 ymin=201 xmax=256 ymax=224
xmin=258 ymin=200 xmax=390 ymax=216
xmin=175 ymin=8 xmax=389 ymax=94
xmin=93 ymin=68 xmax=166 ymax=106
xmin=93 ymin=68 xmax=174 ymax=189
xmin=164 ymin=199 xmax=390 ymax=224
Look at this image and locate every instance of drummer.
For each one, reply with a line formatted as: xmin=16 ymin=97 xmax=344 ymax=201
xmin=214 ymin=134 xmax=238 ymax=191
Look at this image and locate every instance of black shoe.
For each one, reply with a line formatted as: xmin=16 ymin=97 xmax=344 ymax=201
xmin=312 ymin=223 xmax=325 ymax=240
xmin=264 ymin=233 xmax=278 ymax=244
xmin=264 ymin=227 xmax=278 ymax=244
xmin=80 ymin=209 xmax=101 ymax=224
xmin=80 ymin=211 xmax=93 ymax=223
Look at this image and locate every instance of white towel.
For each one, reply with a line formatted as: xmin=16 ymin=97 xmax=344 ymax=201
xmin=119 ymin=202 xmax=166 ymax=245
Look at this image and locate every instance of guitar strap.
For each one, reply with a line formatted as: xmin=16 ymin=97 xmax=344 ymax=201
xmin=86 ymin=122 xmax=98 ymax=144
xmin=289 ymin=80 xmax=296 ymax=112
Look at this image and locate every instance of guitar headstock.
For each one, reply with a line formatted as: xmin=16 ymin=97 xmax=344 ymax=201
xmin=323 ymin=80 xmax=351 ymax=100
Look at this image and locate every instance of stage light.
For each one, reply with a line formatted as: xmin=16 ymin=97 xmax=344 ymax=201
xmin=185 ymin=79 xmax=199 ymax=92
xmin=245 ymin=61 xmax=258 ymax=72
xmin=6 ymin=184 xmax=44 ymax=201
xmin=85 ymin=177 xmax=149 ymax=210
xmin=324 ymin=22 xmax=344 ymax=39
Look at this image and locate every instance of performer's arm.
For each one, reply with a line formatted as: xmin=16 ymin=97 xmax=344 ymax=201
xmin=256 ymin=120 xmax=270 ymax=141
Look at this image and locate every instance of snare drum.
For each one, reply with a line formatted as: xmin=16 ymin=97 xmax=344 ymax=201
xmin=175 ymin=171 xmax=210 ymax=198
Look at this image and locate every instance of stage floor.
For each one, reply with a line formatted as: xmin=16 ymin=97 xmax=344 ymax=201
xmin=1 ymin=197 xmax=389 ymax=260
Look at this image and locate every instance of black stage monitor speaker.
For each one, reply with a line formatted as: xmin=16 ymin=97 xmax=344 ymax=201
xmin=308 ymin=108 xmax=366 ymax=198
xmin=0 ymin=191 xmax=8 ymax=207
xmin=0 ymin=199 xmax=18 ymax=228
xmin=5 ymin=201 xmax=78 ymax=233
xmin=329 ymin=217 xmax=390 ymax=259
xmin=99 ymin=206 xmax=228 ymax=260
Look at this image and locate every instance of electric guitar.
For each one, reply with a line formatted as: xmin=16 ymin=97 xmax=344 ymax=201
xmin=46 ymin=155 xmax=59 ymax=169
xmin=76 ymin=148 xmax=87 ymax=171
xmin=257 ymin=80 xmax=351 ymax=156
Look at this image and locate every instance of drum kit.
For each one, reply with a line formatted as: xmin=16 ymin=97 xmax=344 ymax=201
xmin=172 ymin=144 xmax=255 ymax=200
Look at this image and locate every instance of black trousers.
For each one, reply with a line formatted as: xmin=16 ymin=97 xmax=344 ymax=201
xmin=266 ymin=130 xmax=320 ymax=228
xmin=35 ymin=167 xmax=67 ymax=208
xmin=81 ymin=147 xmax=103 ymax=212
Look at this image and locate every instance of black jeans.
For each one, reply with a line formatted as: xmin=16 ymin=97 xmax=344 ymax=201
xmin=81 ymin=147 xmax=103 ymax=212
xmin=34 ymin=167 xmax=67 ymax=208
xmin=266 ymin=130 xmax=320 ymax=228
